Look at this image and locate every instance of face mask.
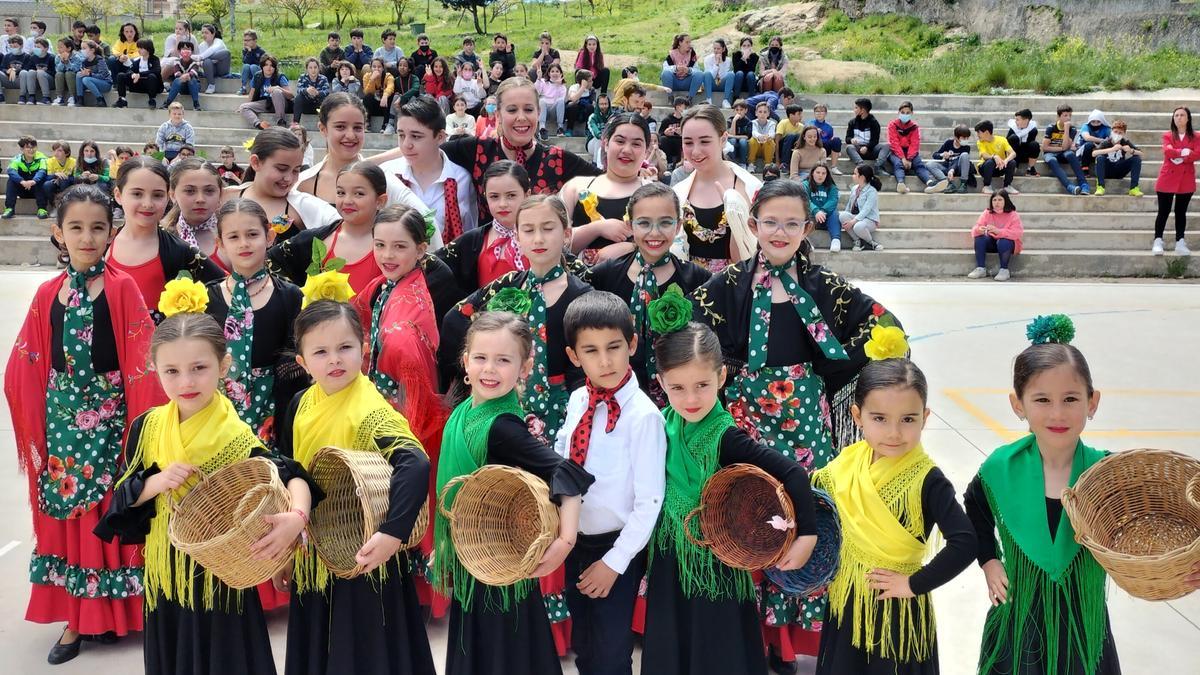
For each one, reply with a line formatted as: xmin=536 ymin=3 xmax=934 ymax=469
xmin=34 ymin=47 xmax=44 ymax=57
xmin=485 ymin=103 xmax=496 ymax=113
xmin=898 ymin=114 xmax=912 ymax=123
xmin=1110 ymin=133 xmax=1123 ymax=143
xmin=180 ymin=49 xmax=192 ymax=59
xmin=84 ymin=156 xmax=97 ymax=164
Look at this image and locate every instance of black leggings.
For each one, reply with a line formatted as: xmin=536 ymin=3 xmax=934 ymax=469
xmin=1155 ymin=191 xmax=1193 ymax=241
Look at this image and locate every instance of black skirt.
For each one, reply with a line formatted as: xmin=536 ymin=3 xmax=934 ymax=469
xmin=444 ymin=584 xmax=563 ymax=675
xmin=640 ymin=549 xmax=767 ymax=675
xmin=285 ymin=555 xmax=436 ymax=675
xmin=145 ymin=585 xmax=276 ymax=675
xmin=815 ymin=600 xmax=939 ymax=675
xmin=978 ymin=603 xmax=1122 ymax=675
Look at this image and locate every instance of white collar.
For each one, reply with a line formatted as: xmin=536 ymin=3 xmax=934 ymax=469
xmin=383 ymin=149 xmax=461 ymax=187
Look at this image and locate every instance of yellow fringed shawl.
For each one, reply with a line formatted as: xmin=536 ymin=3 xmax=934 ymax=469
xmin=814 ymin=440 xmax=938 ymax=663
xmin=121 ymin=394 xmax=263 ymax=611
xmin=290 ymin=373 xmax=425 ymax=593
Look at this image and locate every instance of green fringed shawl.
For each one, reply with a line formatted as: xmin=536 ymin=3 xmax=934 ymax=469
xmin=649 ymin=405 xmax=756 ymax=602
xmin=978 ymin=434 xmax=1109 ymax=675
xmin=432 ymin=391 xmax=529 ymax=612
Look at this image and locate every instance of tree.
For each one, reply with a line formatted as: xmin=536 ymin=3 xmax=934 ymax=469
xmin=440 ymin=0 xmax=494 ymax=35
xmin=185 ymin=0 xmax=232 ymax=26
xmin=116 ymin=0 xmax=152 ymax=31
xmin=276 ymin=0 xmax=320 ymax=26
xmin=49 ymin=0 xmax=118 ymax=23
xmin=388 ymin=0 xmax=411 ymax=26
xmin=325 ymin=0 xmax=365 ymax=29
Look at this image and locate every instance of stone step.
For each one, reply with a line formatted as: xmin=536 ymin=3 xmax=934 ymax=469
xmin=873 ymin=192 xmax=1157 ymax=212
xmin=0 ymin=235 xmax=65 ymax=266
xmin=810 ymin=227 xmax=1148 ymax=251
xmin=831 ymin=174 xmax=1155 ymax=191
xmin=805 ymin=248 xmax=1197 ymax=278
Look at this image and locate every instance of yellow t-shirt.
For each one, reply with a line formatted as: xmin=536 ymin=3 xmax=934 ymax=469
xmin=975 ymin=136 xmax=1014 ymax=166
xmin=113 ymin=40 xmax=139 ymax=58
xmin=776 ymin=119 xmax=803 ymax=138
xmin=47 ymin=157 xmax=76 ymax=176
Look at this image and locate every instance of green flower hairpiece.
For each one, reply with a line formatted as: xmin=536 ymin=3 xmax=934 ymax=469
xmin=1026 ymin=314 xmax=1076 ymax=345
xmin=487 ymin=287 xmax=533 ymax=315
xmin=422 ymin=209 xmax=437 ymax=243
xmin=648 ymin=284 xmax=692 ymax=335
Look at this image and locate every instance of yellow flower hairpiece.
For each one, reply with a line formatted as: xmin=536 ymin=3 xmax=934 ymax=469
xmin=158 ymin=278 xmax=210 ymax=317
xmin=242 ymin=138 xmax=254 ymax=151
xmin=864 ymin=324 xmax=909 ymax=361
xmin=301 ymin=270 xmax=356 ymax=308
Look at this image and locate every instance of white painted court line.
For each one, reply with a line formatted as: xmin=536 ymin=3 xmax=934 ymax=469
xmin=0 ymin=540 xmax=22 ymax=558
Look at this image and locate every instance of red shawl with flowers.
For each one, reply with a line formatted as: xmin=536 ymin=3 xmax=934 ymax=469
xmin=353 ymin=269 xmax=448 ymax=455
xmin=6 ymin=267 xmax=165 ymax=521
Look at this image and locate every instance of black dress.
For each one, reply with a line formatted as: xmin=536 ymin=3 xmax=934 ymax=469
xmin=445 ymin=413 xmax=594 ymax=675
xmin=815 ymin=468 xmax=976 ymax=675
xmin=570 ymin=176 xmax=633 ymax=252
xmin=964 ymin=477 xmax=1123 ymax=675
xmin=640 ymin=427 xmax=817 ymax=675
xmin=95 ymin=415 xmax=321 ymax=675
xmin=436 ymin=270 xmax=592 ymax=396
xmin=585 ymin=252 xmax=711 ymax=396
xmin=266 ymin=222 xmax=341 ymax=287
xmin=277 ymin=392 xmax=437 ymax=675
xmin=205 ymin=275 xmax=308 ymax=428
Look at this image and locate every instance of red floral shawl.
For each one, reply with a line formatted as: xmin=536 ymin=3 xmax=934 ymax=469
xmin=353 ymin=269 xmax=448 ymax=452
xmin=5 ymin=267 xmax=165 ymax=517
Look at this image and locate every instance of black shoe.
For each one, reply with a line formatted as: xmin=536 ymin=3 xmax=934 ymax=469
xmin=147 ymin=98 xmax=157 ymax=108
xmin=1026 ymin=167 xmax=1039 ymax=177
xmin=160 ymin=103 xmax=171 ymax=110
xmin=114 ymin=98 xmax=127 ymax=108
xmin=47 ymin=632 xmax=81 ymax=665
xmin=538 ymin=128 xmax=548 ymax=141
xmin=95 ymin=98 xmax=107 ymax=108
xmin=82 ymin=631 xmax=118 ymax=645
xmin=768 ymin=646 xmax=798 ymax=675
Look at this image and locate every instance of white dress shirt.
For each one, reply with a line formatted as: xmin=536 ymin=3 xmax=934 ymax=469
xmin=379 ymin=149 xmax=479 ymax=238
xmin=554 ymin=373 xmax=666 ymax=574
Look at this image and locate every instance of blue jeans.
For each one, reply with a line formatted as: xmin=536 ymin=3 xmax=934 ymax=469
xmin=660 ymin=68 xmax=700 ymax=100
xmin=1096 ymin=155 xmax=1141 ymax=188
xmin=41 ymin=175 xmax=74 ymax=204
xmin=888 ymin=152 xmax=933 ymax=183
xmin=732 ymin=71 xmax=757 ymax=97
xmin=975 ymin=235 xmax=1016 ymax=269
xmin=166 ymin=77 xmax=200 ymax=106
xmin=729 ymin=138 xmax=749 ymax=165
xmin=78 ymin=76 xmax=112 ymax=103
xmin=702 ymin=71 xmax=733 ymax=105
xmin=1045 ymin=150 xmax=1087 ymax=191
xmin=779 ymin=134 xmax=800 ymax=169
xmin=240 ymin=63 xmax=261 ymax=89
xmin=819 ymin=208 xmax=841 ymax=239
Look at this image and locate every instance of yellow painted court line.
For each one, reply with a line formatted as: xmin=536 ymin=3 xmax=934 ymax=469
xmin=941 ymin=388 xmax=1200 ymax=441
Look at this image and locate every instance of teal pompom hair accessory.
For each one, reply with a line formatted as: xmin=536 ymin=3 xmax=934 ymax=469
xmin=1026 ymin=314 xmax=1076 ymax=345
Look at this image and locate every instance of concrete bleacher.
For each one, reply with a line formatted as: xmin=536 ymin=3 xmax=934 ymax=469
xmin=2 ymin=78 xmax=1197 ymax=278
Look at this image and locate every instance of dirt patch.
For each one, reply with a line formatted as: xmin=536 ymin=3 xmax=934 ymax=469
xmin=790 ymin=58 xmax=890 ymax=87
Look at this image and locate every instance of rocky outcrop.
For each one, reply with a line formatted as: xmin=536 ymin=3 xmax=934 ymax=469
xmin=736 ymin=2 xmax=829 ymax=35
xmin=834 ymin=0 xmax=1200 ymax=53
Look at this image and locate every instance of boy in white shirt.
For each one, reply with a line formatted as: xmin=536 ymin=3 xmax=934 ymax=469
xmin=379 ymin=95 xmax=477 ymax=241
xmin=556 ymin=292 xmax=667 ymax=675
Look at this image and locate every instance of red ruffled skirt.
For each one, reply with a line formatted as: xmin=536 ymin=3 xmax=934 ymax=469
xmin=26 ymin=492 xmax=143 ymax=636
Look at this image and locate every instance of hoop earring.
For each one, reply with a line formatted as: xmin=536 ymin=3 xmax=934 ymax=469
xmin=463 ymin=375 xmax=470 ymax=385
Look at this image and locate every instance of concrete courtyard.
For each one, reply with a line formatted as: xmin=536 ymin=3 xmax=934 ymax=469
xmin=0 ymin=270 xmax=1196 ymax=674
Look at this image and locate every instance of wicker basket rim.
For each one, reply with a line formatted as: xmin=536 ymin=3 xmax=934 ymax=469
xmin=168 ymin=457 xmax=291 ymax=550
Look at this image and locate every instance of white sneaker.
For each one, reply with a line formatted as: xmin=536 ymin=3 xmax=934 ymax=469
xmin=382 ymin=124 xmax=395 ymax=135
xmin=832 ymin=166 xmax=844 ymax=175
xmin=830 ymin=238 xmax=841 ymax=252
xmin=924 ymin=179 xmax=948 ymax=194
xmin=721 ymin=100 xmax=731 ymax=109
xmin=967 ymin=267 xmax=988 ymax=279
xmin=1176 ymin=239 xmax=1192 ymax=256
xmin=1152 ymin=237 xmax=1165 ymax=255
xmin=896 ymin=182 xmax=909 ymax=194
xmin=51 ymin=97 xmax=62 ymax=106
xmin=205 ymin=83 xmax=216 ymax=94
xmin=982 ymin=186 xmax=994 ymax=195
xmin=1005 ymin=187 xmax=1020 ymax=195
xmin=66 ymin=96 xmax=75 ymax=107
xmin=994 ymin=268 xmax=1011 ymax=281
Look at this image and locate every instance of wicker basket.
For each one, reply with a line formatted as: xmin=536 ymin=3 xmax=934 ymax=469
xmin=764 ymin=487 xmax=842 ymax=596
xmin=1061 ymin=448 xmax=1200 ymax=601
xmin=438 ymin=465 xmax=560 ymax=586
xmin=168 ymin=457 xmax=293 ymax=589
xmin=308 ymin=446 xmax=428 ymax=579
xmin=1188 ymin=474 xmax=1200 ymax=512
xmin=683 ymin=463 xmax=797 ymax=571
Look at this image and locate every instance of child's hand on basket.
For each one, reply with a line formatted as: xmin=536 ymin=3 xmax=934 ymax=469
xmin=775 ymin=534 xmax=817 ymax=571
xmin=982 ymin=559 xmax=1008 ymax=605
xmin=147 ymin=462 xmax=196 ymax=498
xmin=250 ymin=511 xmax=307 ymax=560
xmin=356 ymin=532 xmax=404 ymax=574
xmin=868 ymin=568 xmax=915 ymax=600
xmin=530 ymin=537 xmax=574 ymax=578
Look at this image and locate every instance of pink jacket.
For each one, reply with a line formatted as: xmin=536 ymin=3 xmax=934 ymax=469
xmin=1155 ymin=131 xmax=1200 ymax=194
xmin=972 ymin=209 xmax=1024 ymax=253
xmin=887 ymin=119 xmax=921 ymax=159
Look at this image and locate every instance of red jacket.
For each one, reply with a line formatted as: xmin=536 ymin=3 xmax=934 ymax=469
xmin=1155 ymin=131 xmax=1200 ymax=194
xmin=422 ymin=72 xmax=453 ymax=98
xmin=887 ymin=119 xmax=921 ymax=159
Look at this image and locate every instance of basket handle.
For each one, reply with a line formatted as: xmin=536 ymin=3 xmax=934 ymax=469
xmin=682 ymin=507 xmax=711 ymax=548
xmin=165 ymin=466 xmax=210 ymax=514
xmin=522 ymin=530 xmax=556 ymax=574
xmin=436 ymin=474 xmax=472 ymax=524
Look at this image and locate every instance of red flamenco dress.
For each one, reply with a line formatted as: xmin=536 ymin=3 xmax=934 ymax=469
xmin=354 ymin=265 xmax=451 ymax=618
xmin=5 ymin=265 xmax=165 ymax=637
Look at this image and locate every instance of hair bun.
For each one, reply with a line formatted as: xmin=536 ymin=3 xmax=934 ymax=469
xmin=1025 ymin=314 xmax=1075 ymax=345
